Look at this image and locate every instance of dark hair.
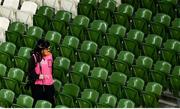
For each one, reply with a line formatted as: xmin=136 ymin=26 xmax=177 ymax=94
xmin=33 ymin=39 xmax=45 ymax=53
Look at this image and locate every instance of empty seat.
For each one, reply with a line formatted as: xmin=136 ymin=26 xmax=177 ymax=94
xmin=150 ymin=13 xmax=171 ymax=41
xmin=161 ymin=39 xmax=180 ymax=65
xmin=59 ymin=83 xmax=80 ymax=107
xmin=158 ymin=0 xmax=178 ymax=18
xmin=97 ymin=94 xmax=117 ymax=108
xmin=16 ymin=1 xmax=38 ymax=26
xmin=117 ymin=99 xmax=135 ymax=108
xmin=88 ymin=67 xmax=108 ymax=93
xmin=0 ymin=42 xmax=16 ymax=68
xmin=14 ymin=47 xmax=32 ymax=73
xmin=151 ymin=61 xmax=171 ymax=89
xmin=114 ymin=4 xmax=134 ymax=30
xmin=78 ymin=40 xmax=97 ymax=68
xmin=53 ymin=57 xmax=70 ymax=84
xmin=124 ymin=29 xmax=144 ymax=57
xmin=142 ymin=82 xmax=162 ymax=107
xmin=43 ymin=0 xmax=60 ymax=11
xmin=96 ymin=0 xmax=116 ymax=24
xmin=6 ymin=22 xmax=26 ymax=48
xmin=24 ymin=26 xmax=44 ymax=49
xmin=60 ymin=36 xmax=79 ymax=64
xmin=54 ymin=79 xmax=62 ymax=94
xmin=0 ymin=0 xmax=19 ymax=21
xmin=60 ymin=0 xmax=78 ymax=18
xmin=133 ymin=56 xmax=153 ymax=82
xmin=45 ymin=31 xmax=61 ymax=58
xmin=106 ymin=72 xmax=127 ymax=99
xmin=12 ymin=94 xmax=34 ymax=108
xmin=0 ymin=17 xmax=10 ymax=44
xmin=78 ymin=0 xmax=96 ymax=21
xmin=33 ymin=6 xmax=54 ymax=31
xmin=4 ymin=68 xmax=24 ymax=95
xmin=122 ymin=77 xmax=144 ymax=106
xmin=170 ymin=66 xmax=180 ymax=97
xmin=70 ymin=15 xmax=90 ymax=42
xmin=140 ymin=0 xmax=156 ymax=15
xmin=96 ymin=46 xmax=117 ymax=72
xmin=106 ymin=24 xmax=126 ymax=51
xmin=51 ymin=10 xmax=72 ymax=36
xmin=87 ymin=20 xmax=108 ymax=47
xmin=114 ymin=51 xmax=134 ymax=77
xmin=169 ymin=18 xmax=180 ymax=40
xmin=142 ymin=34 xmax=162 ymax=61
xmin=77 ymin=89 xmax=99 ymax=108
xmin=70 ymin=62 xmax=90 ymax=89
xmin=35 ymin=100 xmax=52 ymax=108
xmin=0 ymin=89 xmax=15 ymax=107
xmin=121 ymin=0 xmax=140 ymax=10
xmin=0 ymin=64 xmax=7 ymax=89
xmin=132 ymin=8 xmax=152 ymax=34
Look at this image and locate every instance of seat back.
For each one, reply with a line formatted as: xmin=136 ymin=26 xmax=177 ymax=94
xmin=109 ymin=72 xmax=127 ymax=85
xmin=127 ymin=29 xmax=144 ymax=42
xmin=91 ymin=67 xmax=108 ymax=81
xmin=163 ymin=39 xmax=180 ymax=52
xmin=53 ymin=57 xmax=70 ymax=70
xmin=62 ymin=36 xmax=79 ymax=49
xmin=27 ymin=26 xmax=43 ymax=39
xmin=3 ymin=0 xmax=19 ymax=9
xmin=90 ymin=20 xmax=108 ymax=33
xmin=154 ymin=61 xmax=172 ymax=74
xmin=127 ymin=77 xmax=144 ymax=90
xmin=145 ymin=82 xmax=163 ymax=96
xmin=0 ymin=42 xmax=16 ymax=56
xmin=108 ymin=24 xmax=126 ymax=37
xmin=99 ymin=46 xmax=117 ymax=60
xmin=8 ymin=22 xmax=26 ymax=34
xmin=62 ymin=83 xmax=80 ymax=97
xmin=117 ymin=99 xmax=135 ymax=108
xmin=134 ymin=8 xmax=152 ymax=21
xmin=136 ymin=56 xmax=153 ymax=69
xmin=0 ymin=64 xmax=7 ymax=77
xmin=117 ymin=4 xmax=134 ymax=16
xmin=81 ymin=41 xmax=97 ymax=55
xmin=20 ymin=1 xmax=37 ymax=14
xmin=7 ymin=68 xmax=24 ymax=82
xmin=72 ymin=62 xmax=90 ymax=76
xmin=153 ymin=13 xmax=171 ymax=26
xmin=54 ymin=10 xmax=72 ymax=22
xmin=99 ymin=0 xmax=116 ymax=11
xmin=35 ymin=100 xmax=52 ymax=108
xmin=145 ymin=34 xmax=162 ymax=47
xmin=54 ymin=79 xmax=62 ymax=92
xmin=81 ymin=89 xmax=99 ymax=103
xmin=45 ymin=31 xmax=61 ymax=45
xmin=0 ymin=17 xmax=10 ymax=31
xmin=172 ymin=66 xmax=180 ymax=76
xmin=117 ymin=51 xmax=134 ymax=64
xmin=36 ymin=6 xmax=54 ymax=19
xmin=17 ymin=47 xmax=32 ymax=59
xmin=0 ymin=89 xmax=15 ymax=104
xmin=99 ymin=94 xmax=117 ymax=107
xmin=73 ymin=15 xmax=90 ymax=27
xmin=16 ymin=94 xmax=34 ymax=108
xmin=171 ymin=18 xmax=180 ymax=28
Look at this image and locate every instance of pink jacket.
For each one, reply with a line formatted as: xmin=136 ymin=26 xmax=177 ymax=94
xmin=35 ymin=54 xmax=54 ymax=85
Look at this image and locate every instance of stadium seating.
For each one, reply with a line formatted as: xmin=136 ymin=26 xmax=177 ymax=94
xmin=35 ymin=100 xmax=52 ymax=108
xmin=117 ymin=99 xmax=135 ymax=108
xmin=169 ymin=18 xmax=180 ymax=40
xmin=0 ymin=64 xmax=7 ymax=89
xmin=0 ymin=17 xmax=10 ymax=44
xmin=0 ymin=89 xmax=15 ymax=107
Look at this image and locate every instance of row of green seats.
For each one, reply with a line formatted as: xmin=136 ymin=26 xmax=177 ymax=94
xmin=54 ymin=78 xmax=162 ymax=108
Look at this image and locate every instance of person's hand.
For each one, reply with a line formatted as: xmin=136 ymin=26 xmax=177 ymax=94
xmin=39 ymin=74 xmax=44 ymax=80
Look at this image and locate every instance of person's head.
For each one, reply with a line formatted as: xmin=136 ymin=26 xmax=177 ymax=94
xmin=34 ymin=39 xmax=51 ymax=56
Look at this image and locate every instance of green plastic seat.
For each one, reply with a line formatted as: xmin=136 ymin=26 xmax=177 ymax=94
xmin=114 ymin=4 xmax=134 ymax=30
xmin=124 ymin=29 xmax=144 ymax=57
xmin=78 ymin=40 xmax=97 ymax=68
xmin=142 ymin=82 xmax=162 ymax=107
xmin=121 ymin=0 xmax=140 ymax=10
xmin=70 ymin=62 xmax=90 ymax=89
xmin=14 ymin=47 xmax=32 ymax=73
xmin=133 ymin=56 xmax=153 ymax=82
xmin=97 ymin=46 xmax=117 ymax=72
xmin=52 ymin=10 xmax=71 ymax=36
xmin=70 ymin=15 xmax=90 ymax=42
xmin=53 ymin=57 xmax=70 ymax=84
xmin=161 ymin=39 xmax=179 ymax=65
xmin=0 ymin=42 xmax=16 ymax=68
xmin=24 ymin=26 xmax=43 ymax=49
xmin=170 ymin=66 xmax=180 ymax=97
xmin=60 ymin=36 xmax=79 ymax=64
xmin=141 ymin=0 xmax=156 ymax=15
xmin=88 ymin=20 xmax=108 ymax=47
xmin=35 ymin=100 xmax=52 ymax=108
xmin=169 ymin=18 xmax=180 ymax=41
xmin=123 ymin=77 xmax=144 ymax=106
xmin=55 ymin=105 xmax=68 ymax=108
xmin=158 ymin=0 xmax=178 ymax=18
xmin=4 ymin=68 xmax=24 ymax=95
xmin=54 ymin=79 xmax=62 ymax=93
xmin=97 ymin=0 xmax=116 ymax=24
xmin=12 ymin=95 xmax=34 ymax=108
xmin=117 ymin=99 xmax=135 ymax=108
xmin=0 ymin=89 xmax=15 ymax=107
xmin=115 ymin=51 xmax=134 ymax=77
xmin=97 ymin=94 xmax=117 ymax=108
xmin=142 ymin=34 xmax=162 ymax=61
xmin=106 ymin=24 xmax=126 ymax=51
xmin=59 ymin=83 xmax=80 ymax=107
xmin=5 ymin=22 xmax=26 ymax=48
xmin=106 ymin=72 xmax=127 ymax=98
xmin=88 ymin=67 xmax=108 ymax=93
xmin=0 ymin=64 xmax=6 ymax=89
xmin=78 ymin=0 xmax=96 ymax=21
xmin=77 ymin=89 xmax=99 ymax=108
xmin=150 ymin=13 xmax=171 ymax=41
xmin=132 ymin=8 xmax=152 ymax=33
xmin=33 ymin=6 xmax=54 ymax=31
xmin=151 ymin=61 xmax=171 ymax=89
xmin=45 ymin=31 xmax=61 ymax=58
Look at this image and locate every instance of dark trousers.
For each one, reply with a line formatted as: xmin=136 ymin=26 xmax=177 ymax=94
xmin=31 ymin=84 xmax=55 ymax=107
